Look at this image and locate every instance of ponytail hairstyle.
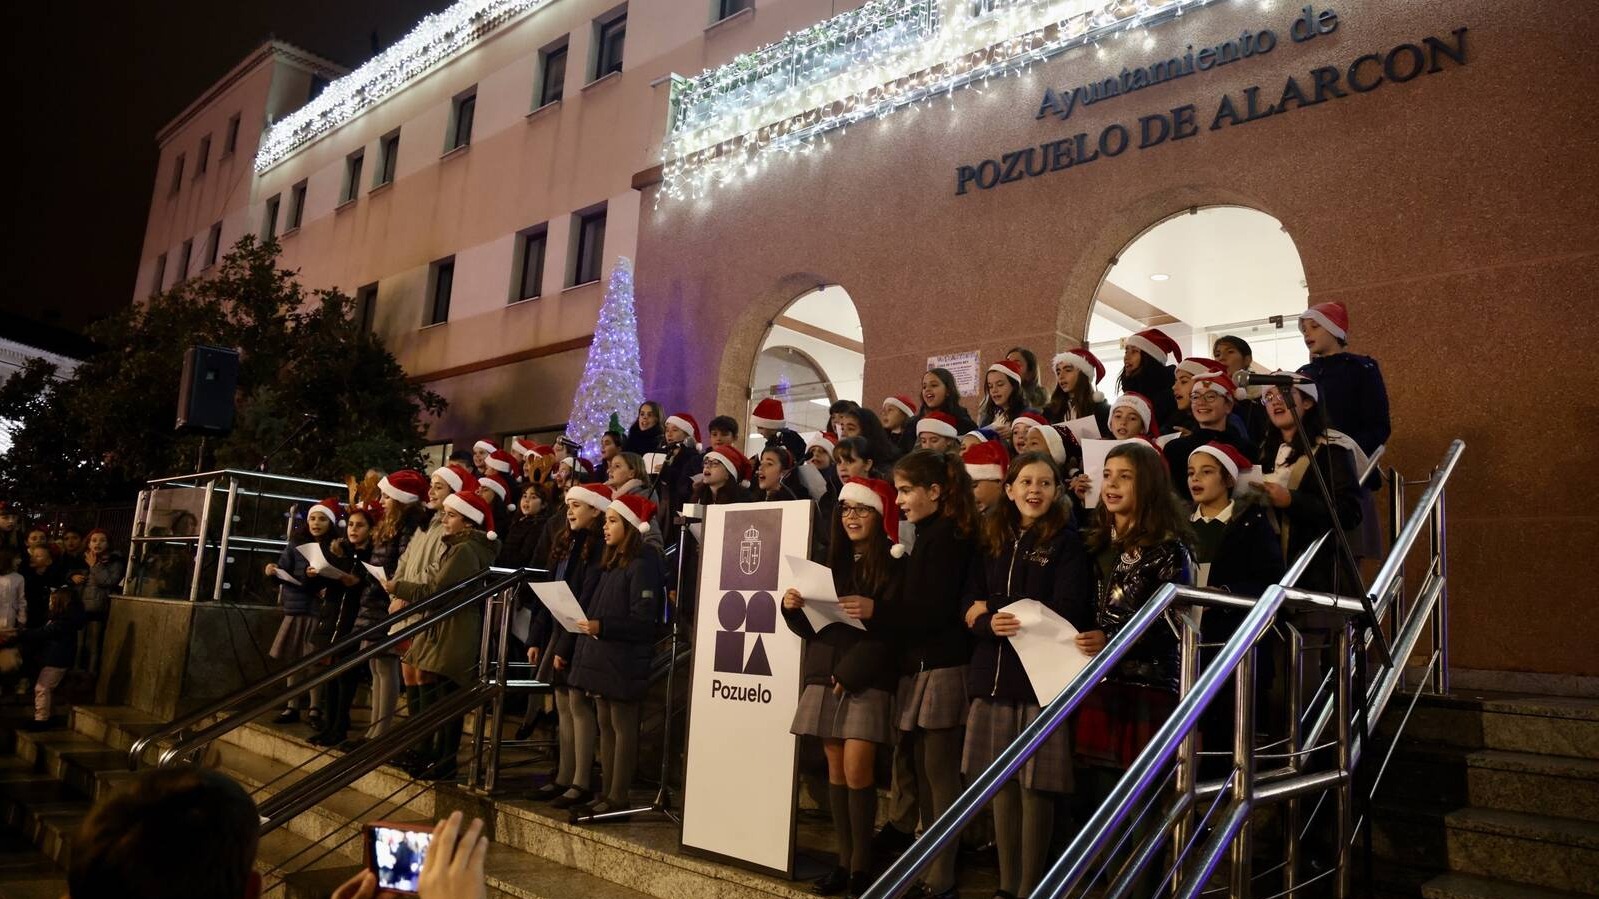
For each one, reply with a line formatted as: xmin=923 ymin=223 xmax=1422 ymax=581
xmin=893 ymin=448 xmax=980 ymax=540
xmin=980 ymin=451 xmax=1071 ymax=557
xmin=1087 ymin=441 xmax=1192 ymax=553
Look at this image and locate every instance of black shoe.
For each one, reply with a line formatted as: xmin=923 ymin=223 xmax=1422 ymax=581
xmin=273 ymin=709 xmax=300 ymax=724
xmin=550 ymin=787 xmax=592 ymax=810
xmin=904 ymin=885 xmax=959 ymax=899
xmin=871 ymin=824 xmax=915 ymax=858
xmin=847 ymin=871 xmax=873 ymax=898
xmin=308 ymin=731 xmax=346 ymax=747
xmin=531 ymin=781 xmax=568 ymax=801
xmin=305 ymin=711 xmax=325 ymax=732
xmin=812 ymin=866 xmax=848 ymax=896
xmin=514 ymin=719 xmax=536 ymax=741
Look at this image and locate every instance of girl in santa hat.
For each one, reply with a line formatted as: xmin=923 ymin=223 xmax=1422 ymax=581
xmin=1044 ymin=348 xmax=1111 ymax=436
xmin=979 ymin=360 xmax=1030 ymax=440
xmin=565 ymin=494 xmax=667 ymax=818
xmin=1169 ymin=357 xmax=1227 ymax=437
xmin=917 ymin=368 xmax=978 ymax=436
xmin=694 ymin=445 xmax=754 ymax=506
xmin=263 ymin=497 xmax=346 ymax=728
xmin=310 ymin=501 xmax=379 ymax=747
xmin=881 ymin=395 xmax=918 ymax=456
xmin=1257 ymin=382 xmax=1364 ymax=594
xmin=1005 ymin=347 xmax=1050 ymax=410
xmin=1118 ymin=328 xmax=1181 ymax=432
xmin=623 ymin=401 xmax=665 ymax=456
xmin=1107 ymin=393 xmax=1160 ymax=440
xmin=833 ymin=436 xmax=883 ymax=483
xmin=962 ymin=453 xmax=1093 ymax=899
xmin=783 ymin=477 xmax=907 ymax=898
xmin=358 ymin=471 xmax=431 ymax=741
xmin=1008 ymin=411 xmax=1048 ymax=456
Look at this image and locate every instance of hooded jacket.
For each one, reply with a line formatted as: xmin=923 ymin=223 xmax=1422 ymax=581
xmin=395 ymin=528 xmax=500 ymax=684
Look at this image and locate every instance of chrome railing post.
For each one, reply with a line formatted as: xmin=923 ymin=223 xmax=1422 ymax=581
xmin=126 ymin=487 xmax=149 ymax=590
xmin=1229 ymin=644 xmax=1256 ymax=899
xmin=1429 ymin=489 xmax=1449 ymax=695
xmin=485 ymin=584 xmax=515 ymax=793
xmin=1284 ymin=621 xmax=1304 ymax=898
xmin=468 ymin=579 xmax=496 ymax=789
xmin=1171 ymin=608 xmax=1202 ymax=893
xmin=188 ymin=478 xmax=216 ymax=602
xmin=212 ymin=476 xmax=240 ymax=601
xmin=1334 ymin=623 xmax=1354 ymax=899
xmin=1388 ymin=472 xmax=1406 ymax=659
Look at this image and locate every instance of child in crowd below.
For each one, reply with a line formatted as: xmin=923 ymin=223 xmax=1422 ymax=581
xmin=1005 ymin=347 xmax=1050 ymax=410
xmin=980 ymin=360 xmax=1029 ymax=441
xmin=1044 ymin=348 xmax=1110 ymax=435
xmin=358 ymin=470 xmax=430 ymax=742
xmin=1169 ymin=357 xmax=1227 ymax=437
xmin=263 ymin=498 xmax=345 ymax=728
xmin=0 ymin=504 xmax=23 ymax=556
xmin=624 ymin=401 xmax=666 ymax=455
xmin=17 ymin=587 xmax=84 ymax=728
xmin=915 ymin=411 xmax=962 ymax=454
xmin=882 ymin=394 xmax=918 ymax=455
xmin=1108 ymin=393 xmax=1160 ymax=440
xmin=962 ymin=441 xmax=1008 ymax=514
xmin=1119 ymin=328 xmax=1182 ymax=432
xmin=707 ymin=415 xmax=740 ymax=449
xmin=917 ymin=368 xmax=978 ymax=437
xmin=784 ymin=477 xmax=906 ymax=898
xmin=566 ymin=494 xmax=665 ymax=817
xmin=963 ymin=453 xmax=1094 ymax=899
xmin=75 ymin=529 xmax=121 ymax=676
xmin=0 ymin=550 xmax=22 ymax=695
xmin=22 ymin=544 xmax=62 ymax=633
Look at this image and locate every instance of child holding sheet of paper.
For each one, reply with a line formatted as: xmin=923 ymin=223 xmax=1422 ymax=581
xmin=783 ymin=476 xmax=906 ymax=899
xmin=961 ymin=452 xmax=1094 ymax=899
xmin=263 ymin=497 xmax=344 ymax=728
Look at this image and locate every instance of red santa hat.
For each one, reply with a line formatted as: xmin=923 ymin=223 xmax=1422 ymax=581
xmin=883 ymin=394 xmax=917 ymax=420
xmin=307 ymin=497 xmax=345 ymax=528
xmin=529 ymin=443 xmax=555 ymax=458
xmin=509 ymin=438 xmax=535 ymax=459
xmin=565 ymin=482 xmax=613 ymax=513
xmin=988 ymin=359 xmax=1024 ymax=385
xmin=472 ymin=438 xmax=500 ymax=456
xmin=1190 ymin=371 xmax=1241 ymax=401
xmin=1299 ymin=301 xmax=1349 ymax=341
xmin=705 ymin=444 xmax=750 ymax=484
xmin=486 ymin=449 xmax=516 ymax=475
xmin=1126 ymin=328 xmax=1183 ymax=365
xmin=378 ymin=469 xmax=428 ymax=504
xmin=443 ymin=490 xmax=497 ymax=540
xmin=1176 ymin=356 xmax=1227 ymax=378
xmin=1112 ymin=393 xmax=1158 ymax=436
xmin=479 ymin=472 xmax=511 ymax=502
xmin=963 ymin=440 xmax=1009 ymax=482
xmin=349 ymin=500 xmax=385 ymax=524
xmin=1189 ymin=442 xmax=1260 ymax=496
xmin=751 ymin=397 xmax=786 ymax=430
xmin=1052 ymin=347 xmax=1106 ymax=385
xmin=1011 ymin=411 xmax=1048 ymax=433
xmin=802 ymin=431 xmax=837 ymax=453
xmin=610 ymin=494 xmax=657 ymax=535
xmin=837 ymin=476 xmax=906 ymax=558
xmin=665 ymin=412 xmax=701 ymax=449
xmin=915 ymin=411 xmax=960 ymax=439
xmin=433 ymin=464 xmax=479 ymax=495
xmin=1034 ymin=424 xmax=1077 ymax=467
xmin=560 ymin=456 xmax=595 ymax=478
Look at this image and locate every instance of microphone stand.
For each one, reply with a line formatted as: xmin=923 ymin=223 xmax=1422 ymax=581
xmin=258 ymin=415 xmax=316 ymax=474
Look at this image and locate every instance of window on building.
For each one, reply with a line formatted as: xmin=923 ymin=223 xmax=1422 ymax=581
xmin=178 ymin=239 xmax=193 ymax=282
xmin=342 ymin=150 xmax=364 ymax=204
xmin=355 ymin=283 xmax=378 ymax=332
xmin=421 ymin=442 xmax=453 ymax=473
xmin=377 ymin=130 xmax=400 ymax=186
xmin=594 ymin=11 xmax=627 ymax=80
xmin=171 ymin=154 xmax=186 ymax=194
xmin=716 ymin=0 xmax=753 ymax=20
xmin=196 ymin=135 xmax=211 ymax=176
xmin=427 ymin=258 xmax=455 ymax=325
xmin=570 ymin=207 xmax=606 ymax=287
xmin=223 ymin=113 xmax=241 ymax=156
xmin=263 ymin=194 xmax=281 ymax=242
xmin=447 ymin=90 xmax=476 ymax=151
xmin=515 ymin=227 xmax=547 ymax=301
xmin=287 ymin=181 xmax=307 ymax=230
xmin=204 ymin=222 xmax=222 ymax=268
xmin=151 ymin=254 xmax=167 ymax=296
xmin=538 ymin=43 xmax=567 ymax=106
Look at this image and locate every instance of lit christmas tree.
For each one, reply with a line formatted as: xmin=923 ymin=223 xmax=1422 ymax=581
xmin=566 ymin=256 xmax=644 ymax=460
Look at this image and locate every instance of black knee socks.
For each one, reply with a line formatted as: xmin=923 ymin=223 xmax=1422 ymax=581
xmin=848 ymin=786 xmax=877 ymax=876
xmin=828 ymin=784 xmax=852 ymax=870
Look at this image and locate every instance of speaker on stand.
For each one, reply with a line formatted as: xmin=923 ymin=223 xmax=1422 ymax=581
xmin=175 ymin=345 xmax=240 ymax=472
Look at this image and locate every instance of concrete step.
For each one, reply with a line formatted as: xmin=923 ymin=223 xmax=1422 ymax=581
xmin=1382 ymin=742 xmax=1599 ymax=823
xmin=1384 ymin=691 xmax=1599 ymax=760
xmin=1375 ymin=801 xmax=1599 ymax=894
xmin=0 ymin=828 xmax=68 ymax=899
xmin=1421 ymin=870 xmax=1596 ymax=899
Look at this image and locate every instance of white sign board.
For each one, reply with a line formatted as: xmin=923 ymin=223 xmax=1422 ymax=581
xmin=927 ymin=350 xmax=982 ymax=397
xmin=681 ymin=500 xmax=813 ymax=876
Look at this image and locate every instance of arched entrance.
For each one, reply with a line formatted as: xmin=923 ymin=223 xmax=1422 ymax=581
xmin=1085 ymin=206 xmax=1309 ymax=386
xmin=748 ymin=285 xmax=863 ymax=448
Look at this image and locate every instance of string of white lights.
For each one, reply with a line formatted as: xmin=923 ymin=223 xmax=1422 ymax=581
xmin=661 ymin=0 xmax=1223 ymax=202
xmin=254 ymin=0 xmax=545 ymax=173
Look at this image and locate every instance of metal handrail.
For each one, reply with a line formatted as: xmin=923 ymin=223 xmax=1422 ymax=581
xmin=145 ymin=467 xmax=345 ymax=489
xmin=1368 ymin=440 xmax=1462 ymax=617
xmin=128 ymin=564 xmax=543 ymax=769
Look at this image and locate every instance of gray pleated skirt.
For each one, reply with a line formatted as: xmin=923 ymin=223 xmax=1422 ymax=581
xmin=270 ymin=614 xmax=317 ymax=660
xmin=963 ymin=697 xmax=1074 ymax=793
xmin=896 ymin=667 xmax=969 ymax=732
xmin=791 ymin=683 xmax=895 ymax=744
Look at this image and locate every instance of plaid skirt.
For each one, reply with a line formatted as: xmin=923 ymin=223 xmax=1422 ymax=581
xmin=962 ymin=697 xmax=1073 ymax=794
xmin=791 ymin=683 xmax=895 ymax=744
xmin=1073 ymin=681 xmax=1178 ymax=770
xmin=270 ymin=614 xmax=317 ymax=661
xmin=896 ymin=667 xmax=969 ymax=732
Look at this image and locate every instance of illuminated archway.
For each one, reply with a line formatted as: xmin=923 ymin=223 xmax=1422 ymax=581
xmin=747 ymin=285 xmax=863 ymax=447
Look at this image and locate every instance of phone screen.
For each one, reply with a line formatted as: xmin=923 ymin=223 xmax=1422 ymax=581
xmin=369 ymin=824 xmax=432 ymax=893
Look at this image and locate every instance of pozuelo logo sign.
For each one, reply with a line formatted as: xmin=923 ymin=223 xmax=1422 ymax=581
xmin=713 ymin=508 xmax=784 ymax=677
xmin=714 ymin=590 xmax=776 ymax=676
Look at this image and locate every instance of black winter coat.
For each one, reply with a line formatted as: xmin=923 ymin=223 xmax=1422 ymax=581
xmin=963 ymin=524 xmax=1094 ymax=704
xmin=532 ymin=529 xmax=601 ymax=684
xmin=870 ymin=515 xmax=975 ymax=675
xmin=657 ymin=442 xmax=704 ymax=511
xmin=497 ymin=512 xmax=548 ymax=571
xmin=1192 ymin=503 xmax=1284 ymax=642
xmin=21 ymin=560 xmax=65 ymax=631
xmin=274 ymin=539 xmax=337 ymax=616
xmin=1260 ymin=440 xmax=1364 ymax=593
xmin=312 ymin=540 xmax=373 ymax=649
xmin=1297 ymin=354 xmax=1390 ymax=458
xmin=1093 ymin=538 xmax=1191 ymax=693
xmin=567 ymin=547 xmax=667 ymax=702
xmin=353 ymin=528 xmax=414 ymax=633
xmin=783 ymin=555 xmax=905 ymax=694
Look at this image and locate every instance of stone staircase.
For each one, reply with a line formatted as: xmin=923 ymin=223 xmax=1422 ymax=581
xmin=1373 ymin=690 xmax=1599 ymax=898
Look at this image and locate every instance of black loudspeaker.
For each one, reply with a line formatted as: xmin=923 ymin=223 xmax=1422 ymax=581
xmin=175 ymin=345 xmax=240 ymax=435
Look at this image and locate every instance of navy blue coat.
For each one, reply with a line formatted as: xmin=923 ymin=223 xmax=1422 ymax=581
xmin=274 ymin=539 xmax=337 ymax=616
xmin=1192 ymin=502 xmax=1285 ymax=642
xmin=1297 ymin=353 xmax=1390 ymax=458
xmin=567 ymin=547 xmax=666 ymax=702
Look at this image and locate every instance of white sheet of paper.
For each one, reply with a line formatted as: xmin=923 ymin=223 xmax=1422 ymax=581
xmin=1080 ymin=438 xmax=1140 ymax=508
xmin=511 ymin=605 xmax=533 ymax=642
xmin=296 ymin=543 xmax=348 ymax=580
xmin=1003 ymin=599 xmax=1093 ymax=704
xmin=1156 ymin=432 xmax=1181 ymax=448
xmin=273 ymin=567 xmax=302 ymax=587
xmin=781 ymin=555 xmax=865 ymax=632
xmin=1064 ymin=415 xmax=1101 ymax=444
xmin=689 ymin=522 xmax=704 ymax=544
xmin=361 ymin=561 xmax=387 ymax=582
xmin=529 ymin=580 xmax=587 ymax=633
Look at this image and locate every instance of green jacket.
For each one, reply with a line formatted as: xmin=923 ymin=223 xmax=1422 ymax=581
xmin=395 ymin=528 xmax=499 ymax=684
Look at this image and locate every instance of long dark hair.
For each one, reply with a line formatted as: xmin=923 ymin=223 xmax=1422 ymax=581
xmin=839 ymin=407 xmax=901 ymax=468
xmin=1044 ymin=359 xmax=1100 ymax=423
xmin=1118 ymin=350 xmax=1175 ymax=401
xmin=600 ymin=516 xmax=642 ymax=571
xmin=980 ymin=452 xmax=1071 ymax=557
xmin=1007 ymin=346 xmax=1048 ymax=408
xmin=759 ymin=446 xmax=799 ymax=501
xmin=827 ymin=503 xmax=893 ymax=599
xmin=919 ymin=368 xmax=964 ymax=418
xmin=1087 ymin=441 xmax=1191 ymax=552
xmin=550 ymin=503 xmax=604 ymax=565
xmin=626 ymin=400 xmax=665 ymax=449
xmin=978 ymin=370 xmax=1028 ymax=427
xmin=893 ymin=449 xmax=980 ymax=540
xmin=1260 ymin=386 xmax=1330 ymax=469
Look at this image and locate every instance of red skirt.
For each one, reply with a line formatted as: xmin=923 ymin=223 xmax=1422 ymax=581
xmin=1073 ymin=682 xmax=1178 ymax=770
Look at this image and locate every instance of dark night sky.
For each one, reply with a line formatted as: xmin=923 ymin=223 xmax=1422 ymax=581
xmin=5 ymin=1 xmax=455 ymax=341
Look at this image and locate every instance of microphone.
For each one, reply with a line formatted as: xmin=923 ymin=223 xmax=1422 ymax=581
xmin=1234 ymin=370 xmax=1311 ymax=388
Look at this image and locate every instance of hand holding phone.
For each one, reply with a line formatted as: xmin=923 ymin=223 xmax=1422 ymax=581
xmin=364 ymin=821 xmax=433 ymax=895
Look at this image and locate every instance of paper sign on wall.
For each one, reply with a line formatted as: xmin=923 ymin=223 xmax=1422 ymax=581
xmin=927 ymin=350 xmax=982 ymax=397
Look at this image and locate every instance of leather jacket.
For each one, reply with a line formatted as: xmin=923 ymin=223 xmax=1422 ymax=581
xmin=1094 ymin=538 xmax=1191 ymax=693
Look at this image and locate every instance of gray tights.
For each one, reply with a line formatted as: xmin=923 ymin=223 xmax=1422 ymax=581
xmin=367 ymin=653 xmax=401 ymax=737
xmin=560 ymin=687 xmax=594 ymax=790
xmin=911 ymin=727 xmax=965 ymax=891
xmin=596 ymin=697 xmax=641 ymax=805
xmin=992 ymin=778 xmax=1054 ymax=896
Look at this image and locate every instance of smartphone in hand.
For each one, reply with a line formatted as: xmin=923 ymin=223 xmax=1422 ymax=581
xmin=365 ymin=820 xmax=433 ymax=895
